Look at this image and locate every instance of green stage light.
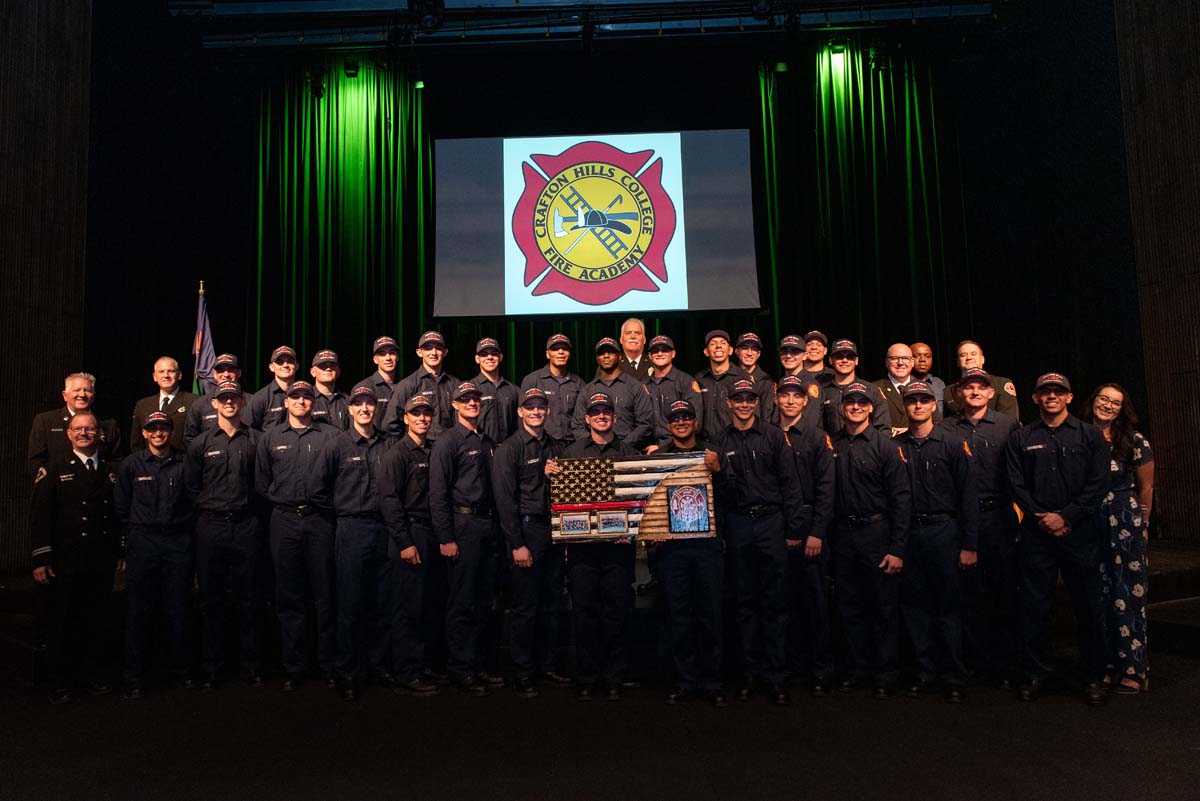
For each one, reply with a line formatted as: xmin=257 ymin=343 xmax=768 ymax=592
xmin=414 ymin=79 xmax=425 ymax=89
xmin=773 ymin=61 xmax=788 ymax=73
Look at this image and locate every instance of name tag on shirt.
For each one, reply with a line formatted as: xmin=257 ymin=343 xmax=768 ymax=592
xmin=1024 ymin=444 xmax=1045 ymax=451
xmin=525 ymin=457 xmax=542 ymax=465
xmin=274 ymin=445 xmax=291 ymax=452
xmin=59 ymin=473 xmax=75 ymax=482
xmin=205 ymin=450 xmax=222 ymax=457
xmin=467 ymin=449 xmax=480 ymax=456
xmin=136 ymin=476 xmax=155 ymax=482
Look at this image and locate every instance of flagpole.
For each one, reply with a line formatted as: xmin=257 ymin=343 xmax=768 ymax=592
xmin=193 ymin=281 xmax=205 ymax=394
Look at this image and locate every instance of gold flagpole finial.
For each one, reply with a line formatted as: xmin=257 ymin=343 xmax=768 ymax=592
xmin=199 ymin=280 xmax=206 ymax=294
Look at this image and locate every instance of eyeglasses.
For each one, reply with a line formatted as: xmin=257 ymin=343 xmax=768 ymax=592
xmin=69 ymin=426 xmax=98 ymax=434
xmin=886 ymin=356 xmax=913 ymax=364
xmin=1095 ymin=395 xmax=1123 ymax=409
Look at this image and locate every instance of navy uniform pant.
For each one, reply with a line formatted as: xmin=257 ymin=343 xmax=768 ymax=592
xmin=382 ymin=520 xmax=439 ymax=681
xmin=123 ymin=527 xmax=194 ymax=685
xmin=963 ymin=504 xmax=1019 ymax=680
xmin=726 ymin=510 xmax=788 ymax=687
xmin=1019 ymin=523 xmax=1107 ymax=683
xmin=195 ymin=510 xmax=261 ymax=675
xmin=833 ymin=520 xmax=901 ymax=686
xmin=568 ymin=541 xmax=635 ymax=686
xmin=508 ymin=519 xmax=563 ymax=679
xmin=334 ymin=516 xmax=389 ymax=682
xmin=45 ymin=570 xmax=112 ymax=687
xmin=661 ymin=537 xmax=724 ymax=691
xmin=269 ymin=509 xmax=335 ymax=676
xmin=786 ymin=545 xmax=834 ymax=681
xmin=901 ymin=520 xmax=966 ymax=685
xmin=444 ymin=513 xmax=498 ymax=679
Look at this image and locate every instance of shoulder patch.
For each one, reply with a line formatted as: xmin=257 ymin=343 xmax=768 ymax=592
xmin=691 ymin=381 xmax=701 ymax=393
xmin=808 ymin=384 xmax=821 ymax=398
xmin=824 ymin=434 xmax=834 ymax=451
xmin=962 ymin=440 xmax=974 ymax=458
xmin=642 ymin=384 xmax=650 ymax=395
xmin=1004 ymin=382 xmax=1017 ymax=396
xmin=897 ymin=446 xmax=908 ymax=463
xmin=34 ymin=471 xmax=45 ymax=484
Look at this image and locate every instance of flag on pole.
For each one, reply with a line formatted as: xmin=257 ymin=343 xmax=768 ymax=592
xmin=192 ymin=281 xmax=217 ymax=395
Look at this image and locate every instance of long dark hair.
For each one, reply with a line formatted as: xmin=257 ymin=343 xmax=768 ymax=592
xmin=1081 ymin=383 xmax=1139 ymax=464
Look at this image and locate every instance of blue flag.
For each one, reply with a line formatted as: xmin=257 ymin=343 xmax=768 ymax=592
xmin=192 ymin=283 xmax=217 ymax=395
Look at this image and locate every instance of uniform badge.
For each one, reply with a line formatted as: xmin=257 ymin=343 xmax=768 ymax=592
xmin=177 ymin=405 xmax=187 ymax=414
xmin=808 ymin=383 xmax=821 ymax=399
xmin=1004 ymin=381 xmax=1017 ymax=396
xmin=962 ymin=440 xmax=974 ymax=458
xmin=897 ymin=447 xmax=908 ymax=463
xmin=511 ymin=141 xmax=678 ymax=305
xmin=824 ymin=434 xmax=834 ymax=451
xmin=691 ymin=381 xmax=701 ymax=393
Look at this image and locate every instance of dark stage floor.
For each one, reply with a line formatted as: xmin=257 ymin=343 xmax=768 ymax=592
xmin=4 ymin=652 xmax=1199 ymax=801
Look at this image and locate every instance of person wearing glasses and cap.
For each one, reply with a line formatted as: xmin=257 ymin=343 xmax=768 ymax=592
xmin=819 ymin=339 xmax=890 ymax=434
xmin=562 ymin=391 xmax=641 ymax=702
xmin=309 ymin=349 xmax=350 ymax=431
xmin=696 ymin=330 xmax=776 ymax=444
xmin=185 ymin=380 xmax=265 ymax=691
xmin=429 ymin=381 xmax=502 ymax=697
xmin=387 ymin=330 xmax=459 ymax=439
xmin=255 ymin=379 xmax=340 ymax=691
xmin=243 ymin=345 xmax=299 ymax=431
xmin=358 ymin=335 xmax=402 ymax=428
xmin=115 ymin=411 xmax=194 ymax=700
xmin=571 ymin=337 xmax=661 ymax=452
xmin=31 ymin=410 xmax=121 ymax=704
xmin=378 ymin=394 xmax=444 ymax=697
xmin=775 ymin=375 xmax=836 ymax=697
xmin=829 ymin=381 xmax=911 ymax=700
xmin=130 ymin=356 xmax=195 ymax=452
xmin=470 ymin=337 xmax=520 ymax=446
xmin=1006 ymin=372 xmax=1110 ymax=706
xmin=520 ymin=333 xmax=586 ymax=443
xmin=714 ymin=379 xmax=806 ymax=706
xmin=184 ymin=353 xmax=243 ymax=445
xmin=894 ymin=382 xmax=978 ymax=703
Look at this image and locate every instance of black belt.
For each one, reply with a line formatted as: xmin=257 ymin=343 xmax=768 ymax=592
xmin=199 ymin=508 xmax=256 ymax=520
xmin=912 ymin=512 xmax=955 ymax=526
xmin=731 ymin=504 xmax=780 ymax=519
xmin=979 ymin=498 xmax=1010 ymax=512
xmin=274 ymin=504 xmax=318 ymax=517
xmin=407 ymin=515 xmax=432 ymax=526
xmin=454 ymin=504 xmax=494 ymax=518
xmin=340 ymin=512 xmax=383 ymax=521
xmin=837 ymin=512 xmax=885 ymax=528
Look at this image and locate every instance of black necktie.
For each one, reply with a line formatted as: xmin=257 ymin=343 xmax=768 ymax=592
xmin=160 ymin=395 xmax=170 ymax=412
xmin=86 ymin=458 xmax=95 ymax=472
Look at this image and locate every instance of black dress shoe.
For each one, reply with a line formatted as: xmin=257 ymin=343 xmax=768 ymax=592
xmin=906 ymin=680 xmax=931 ymax=699
xmin=87 ymin=681 xmax=112 ymax=695
xmin=477 ymin=671 xmax=506 ymax=689
xmin=456 ymin=676 xmax=490 ymax=697
xmin=618 ymin=679 xmax=641 ymax=690
xmin=736 ymin=681 xmax=755 ymax=702
xmin=282 ymin=674 xmax=304 ymax=692
xmin=575 ymin=685 xmax=595 ymax=703
xmin=514 ymin=676 xmax=540 ymax=699
xmin=122 ymin=685 xmax=144 ymax=701
xmin=837 ymin=677 xmax=860 ymax=694
xmin=635 ymin=578 xmax=661 ymax=596
xmin=244 ymin=671 xmax=265 ymax=689
xmin=664 ymin=686 xmax=688 ymax=705
xmin=371 ymin=672 xmax=397 ymax=689
xmin=771 ymin=685 xmax=791 ymax=706
xmin=50 ymin=688 xmax=72 ymax=705
xmin=872 ymin=685 xmax=893 ymax=701
xmin=340 ymin=682 xmax=359 ymax=702
xmin=810 ymin=678 xmax=830 ymax=698
xmin=422 ymin=669 xmax=450 ymax=686
xmin=395 ymin=676 xmax=441 ymax=697
xmin=606 ymin=685 xmax=623 ymax=702
xmin=944 ymin=686 xmax=966 ymax=704
xmin=1082 ymin=682 xmax=1106 ymax=706
xmin=1018 ymin=679 xmax=1042 ymax=702
xmin=707 ymin=690 xmax=729 ymax=708
xmin=997 ymin=677 xmax=1015 ymax=692
xmin=537 ymin=670 xmax=573 ymax=686
xmin=200 ymin=674 xmax=219 ymax=692
xmin=177 ymin=676 xmax=196 ymax=690
xmin=323 ymin=671 xmax=338 ymax=689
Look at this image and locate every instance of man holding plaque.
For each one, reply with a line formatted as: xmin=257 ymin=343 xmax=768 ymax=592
xmin=714 ymin=379 xmax=806 ymax=706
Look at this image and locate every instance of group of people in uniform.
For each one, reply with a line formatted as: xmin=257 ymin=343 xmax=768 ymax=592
xmin=28 ymin=320 xmax=1155 ymax=707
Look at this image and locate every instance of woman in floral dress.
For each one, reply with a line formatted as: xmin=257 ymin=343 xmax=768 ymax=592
xmin=1081 ymin=383 xmax=1154 ymax=694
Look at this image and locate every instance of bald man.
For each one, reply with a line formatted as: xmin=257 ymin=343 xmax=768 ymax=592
xmin=910 ymin=343 xmax=946 ymax=417
xmin=132 ymin=357 xmax=197 ymax=452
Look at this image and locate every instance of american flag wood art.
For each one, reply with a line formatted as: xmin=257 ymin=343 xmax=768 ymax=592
xmin=550 ymin=452 xmax=717 ymax=542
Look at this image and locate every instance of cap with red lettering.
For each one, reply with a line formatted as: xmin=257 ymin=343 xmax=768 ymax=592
xmin=143 ymin=411 xmax=172 ymax=429
xmin=453 ymin=381 xmax=482 ymax=401
xmin=475 ymin=337 xmax=502 ymax=355
xmin=214 ymin=380 xmax=242 ymax=398
xmin=311 ymin=349 xmax=339 ymax=367
xmin=729 ymin=379 xmax=758 ymax=399
xmin=901 ymin=381 xmax=936 ymax=400
xmin=349 ymin=385 xmax=377 ymax=403
xmin=667 ymin=399 xmax=696 ymax=420
xmin=418 ymin=331 xmax=446 ymax=349
xmin=372 ymin=336 xmax=399 ymax=354
xmin=648 ymin=335 xmax=675 ymax=352
xmin=404 ymin=395 xmax=434 ymax=414
xmin=586 ymin=392 xmax=615 ymax=412
xmin=736 ymin=332 xmax=763 ymax=350
xmin=958 ymin=368 xmax=992 ymax=387
xmin=286 ymin=380 xmax=315 ymax=398
xmin=594 ymin=337 xmax=620 ymax=354
xmin=270 ymin=346 xmax=297 ymax=363
xmin=521 ymin=387 xmax=549 ymax=407
xmin=830 ymin=339 xmax=858 ymax=357
xmin=804 ymin=330 xmax=829 ymax=346
xmin=776 ymin=375 xmax=807 ymax=393
xmin=779 ymin=335 xmax=804 ymax=351
xmin=546 ymin=333 xmax=572 ymax=351
xmin=1034 ymin=372 xmax=1071 ymax=392
xmin=214 ymin=353 xmax=240 ymax=370
xmin=841 ymin=381 xmax=873 ymax=403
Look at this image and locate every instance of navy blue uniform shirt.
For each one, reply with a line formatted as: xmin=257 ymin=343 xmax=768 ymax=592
xmin=830 ymin=425 xmax=912 ymax=555
xmin=428 ymin=422 xmax=496 ymax=542
xmin=471 ymin=373 xmax=520 ymax=446
xmin=940 ymin=409 xmax=1020 ymax=502
xmin=571 ymin=371 xmax=660 ymax=448
xmin=114 ymin=448 xmax=192 ymax=530
xmin=646 ymin=367 xmax=704 ymax=445
xmin=713 ymin=420 xmax=806 ymax=538
xmin=783 ymin=422 xmax=836 ymax=541
xmin=1005 ymin=414 xmax=1109 ymax=527
xmin=379 ymin=434 xmax=434 ymax=549
xmin=695 ymin=366 xmax=777 ymax=443
xmin=185 ymin=425 xmax=260 ymax=512
xmin=387 ymin=367 xmax=460 ymax=439
xmin=520 ymin=367 xmax=585 ymax=442
xmin=491 ymin=428 xmax=565 ymax=550
xmin=312 ymin=428 xmax=393 ymax=516
xmin=896 ymin=428 xmax=980 ymax=550
xmin=242 ymin=381 xmax=289 ymax=431
xmin=255 ymin=422 xmax=339 ymax=507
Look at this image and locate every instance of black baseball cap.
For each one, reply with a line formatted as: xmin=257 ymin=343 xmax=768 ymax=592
xmin=667 ymin=400 xmax=696 ymax=420
xmin=776 ymin=375 xmax=807 ymax=393
xmin=349 ymin=385 xmax=377 ymax=404
xmin=270 ymin=346 xmax=297 ymax=363
xmin=286 ymin=380 xmax=315 ymax=398
xmin=418 ymin=331 xmax=446 ymax=349
xmin=1035 ymin=372 xmax=1071 ymax=392
xmin=404 ymin=395 xmax=434 ymax=414
xmin=372 ymin=336 xmax=399 ymax=354
xmin=546 ymin=333 xmax=572 ymax=351
xmin=841 ymin=382 xmax=873 ymax=403
xmin=958 ymin=368 xmax=992 ymax=387
xmin=704 ymin=329 xmax=731 ymax=346
xmin=736 ymin=332 xmax=763 ymax=349
xmin=143 ymin=411 xmax=172 ymax=429
xmin=729 ymin=379 xmax=758 ymax=399
xmin=594 ymin=337 xmax=620 ymax=354
xmin=521 ymin=387 xmax=549 ymax=407
xmin=901 ymin=381 xmax=936 ymax=401
xmin=830 ymin=339 xmax=858 ymax=357
xmin=475 ymin=337 xmax=502 ymax=355
xmin=214 ymin=380 xmax=242 ymax=398
xmin=214 ymin=353 xmax=240 ymax=370
xmin=648 ymin=335 xmax=675 ymax=352
xmin=452 ymin=381 xmax=482 ymax=401
xmin=586 ymin=392 xmax=614 ymax=412
xmin=311 ymin=349 xmax=339 ymax=367
xmin=778 ymin=335 xmax=804 ymax=351
xmin=804 ymin=330 xmax=829 ymax=346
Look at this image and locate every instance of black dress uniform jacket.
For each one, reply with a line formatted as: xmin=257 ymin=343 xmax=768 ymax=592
xmin=114 ymin=448 xmax=192 ymax=530
xmin=646 ymin=367 xmax=704 ymax=443
xmin=386 ymin=367 xmax=460 ymax=439
xmin=618 ymin=353 xmax=652 ymax=382
xmin=471 ymin=373 xmax=520 ymax=446
xmin=695 ymin=366 xmax=776 ymax=443
xmin=571 ymin=372 xmax=661 ymax=448
xmin=713 ymin=420 xmax=807 ymax=535
xmin=940 ymin=410 xmax=1020 ymax=502
xmin=312 ymin=429 xmax=392 ymax=515
xmin=131 ymin=391 xmax=197 ymax=452
xmin=520 ymin=368 xmax=585 ymax=442
xmin=379 ymin=434 xmax=433 ymax=550
xmin=783 ymin=423 xmax=836 ymax=541
xmin=895 ymin=428 xmax=979 ymax=549
xmin=491 ymin=429 xmax=564 ymax=551
xmin=242 ymin=381 xmax=290 ymax=431
xmin=254 ymin=422 xmax=339 ymax=507
xmin=819 ymin=380 xmax=891 ymax=434
xmin=185 ymin=425 xmax=261 ymax=512
xmin=1005 ymin=414 xmax=1109 ymax=527
xmin=830 ymin=425 xmax=912 ymax=555
xmin=428 ymin=422 xmax=495 ymax=543
xmin=31 ymin=454 xmax=119 ymax=573
xmin=28 ymin=409 xmax=122 ymax=480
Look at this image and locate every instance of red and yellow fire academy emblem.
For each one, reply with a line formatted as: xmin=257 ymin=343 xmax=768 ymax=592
xmin=512 ymin=141 xmax=677 ymax=305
